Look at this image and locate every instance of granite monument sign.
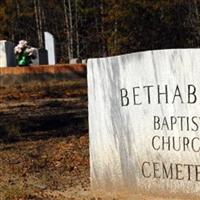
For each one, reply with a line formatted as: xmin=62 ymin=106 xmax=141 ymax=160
xmin=88 ymin=49 xmax=200 ymax=197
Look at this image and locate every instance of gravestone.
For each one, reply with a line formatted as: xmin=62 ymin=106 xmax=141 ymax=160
xmin=44 ymin=32 xmax=56 ymax=65
xmin=82 ymin=59 xmax=87 ymax=65
xmin=69 ymin=58 xmax=82 ymax=64
xmin=0 ymin=40 xmax=16 ymax=67
xmin=88 ymin=49 xmax=200 ymax=198
xmin=31 ymin=48 xmax=48 ymax=65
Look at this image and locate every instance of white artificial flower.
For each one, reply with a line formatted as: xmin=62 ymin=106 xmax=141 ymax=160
xmin=19 ymin=40 xmax=28 ymax=48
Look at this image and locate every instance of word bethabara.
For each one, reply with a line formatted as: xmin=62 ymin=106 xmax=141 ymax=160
xmin=120 ymin=84 xmax=198 ymax=106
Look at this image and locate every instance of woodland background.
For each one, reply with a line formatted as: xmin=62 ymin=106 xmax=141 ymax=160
xmin=0 ymin=2 xmax=200 ymax=199
xmin=0 ymin=0 xmax=200 ymax=63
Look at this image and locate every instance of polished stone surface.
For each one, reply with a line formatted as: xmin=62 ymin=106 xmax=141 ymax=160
xmin=44 ymin=32 xmax=56 ymax=65
xmin=31 ymin=48 xmax=48 ymax=65
xmin=88 ymin=49 xmax=200 ymax=196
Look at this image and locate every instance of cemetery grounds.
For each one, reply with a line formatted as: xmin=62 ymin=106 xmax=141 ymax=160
xmin=0 ymin=68 xmax=196 ymax=200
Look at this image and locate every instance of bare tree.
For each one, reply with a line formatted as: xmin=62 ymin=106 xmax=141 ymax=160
xmin=63 ymin=0 xmax=73 ymax=60
xmin=100 ymin=0 xmax=107 ymax=56
xmin=75 ymin=0 xmax=80 ymax=58
xmin=68 ymin=0 xmax=74 ymax=59
xmin=34 ymin=0 xmax=43 ymax=48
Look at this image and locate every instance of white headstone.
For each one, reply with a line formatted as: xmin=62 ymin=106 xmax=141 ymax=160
xmin=82 ymin=59 xmax=87 ymax=64
xmin=69 ymin=58 xmax=82 ymax=64
xmin=88 ymin=49 xmax=200 ymax=198
xmin=44 ymin=32 xmax=56 ymax=65
xmin=0 ymin=40 xmax=16 ymax=67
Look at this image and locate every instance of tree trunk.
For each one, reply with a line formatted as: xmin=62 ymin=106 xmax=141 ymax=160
xmin=16 ymin=0 xmax=20 ymax=16
xmin=38 ymin=0 xmax=43 ymax=48
xmin=63 ymin=0 xmax=71 ymax=60
xmin=193 ymin=0 xmax=200 ymax=46
xmin=68 ymin=0 xmax=74 ymax=59
xmin=34 ymin=0 xmax=43 ymax=48
xmin=75 ymin=0 xmax=80 ymax=58
xmin=114 ymin=19 xmax=118 ymax=51
xmin=100 ymin=0 xmax=107 ymax=56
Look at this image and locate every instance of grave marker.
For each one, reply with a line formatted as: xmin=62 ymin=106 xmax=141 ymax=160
xmin=88 ymin=49 xmax=200 ymax=197
xmin=69 ymin=58 xmax=82 ymax=64
xmin=31 ymin=48 xmax=48 ymax=65
xmin=0 ymin=40 xmax=16 ymax=67
xmin=44 ymin=32 xmax=56 ymax=65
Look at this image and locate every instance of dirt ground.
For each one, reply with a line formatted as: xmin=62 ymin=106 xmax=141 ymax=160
xmin=0 ymin=135 xmax=195 ymax=200
xmin=0 ymin=134 xmax=89 ymax=200
xmin=0 ymin=78 xmax=89 ymax=199
xmin=0 ymin=75 xmax=197 ymax=200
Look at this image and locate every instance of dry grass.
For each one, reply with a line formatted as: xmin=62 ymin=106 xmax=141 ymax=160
xmin=0 ymin=79 xmax=87 ymax=103
xmin=0 ymin=77 xmax=195 ymax=200
xmin=0 ymin=135 xmax=89 ymax=200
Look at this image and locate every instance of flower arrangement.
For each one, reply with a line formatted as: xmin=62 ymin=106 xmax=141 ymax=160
xmin=14 ymin=40 xmax=37 ymax=66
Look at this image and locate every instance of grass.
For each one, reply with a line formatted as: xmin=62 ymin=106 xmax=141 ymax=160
xmin=0 ymin=78 xmax=88 ymax=142
xmin=0 ymin=76 xmax=88 ymax=199
xmin=0 ymin=124 xmax=22 ymax=143
xmin=0 ymin=79 xmax=87 ymax=102
xmin=0 ymin=185 xmax=34 ymax=200
xmin=0 ymin=135 xmax=89 ymax=200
